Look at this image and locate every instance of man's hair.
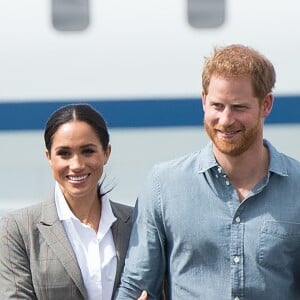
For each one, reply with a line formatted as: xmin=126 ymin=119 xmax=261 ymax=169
xmin=202 ymin=44 xmax=276 ymax=100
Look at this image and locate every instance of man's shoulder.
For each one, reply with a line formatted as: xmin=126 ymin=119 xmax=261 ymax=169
xmin=278 ymin=152 xmax=300 ymax=174
xmin=266 ymin=139 xmax=300 ymax=175
xmin=152 ymin=151 xmax=202 ymax=176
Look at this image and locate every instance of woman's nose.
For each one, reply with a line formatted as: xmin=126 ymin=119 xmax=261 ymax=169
xmin=70 ymin=155 xmax=84 ymax=170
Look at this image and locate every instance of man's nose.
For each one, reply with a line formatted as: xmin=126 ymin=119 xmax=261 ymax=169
xmin=218 ymin=107 xmax=234 ymax=127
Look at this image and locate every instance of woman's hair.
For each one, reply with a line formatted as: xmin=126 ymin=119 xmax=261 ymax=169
xmin=202 ymin=44 xmax=276 ymax=100
xmin=44 ymin=103 xmax=109 ymax=154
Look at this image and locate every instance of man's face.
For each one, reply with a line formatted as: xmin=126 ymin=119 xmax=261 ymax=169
xmin=202 ymin=75 xmax=266 ymax=157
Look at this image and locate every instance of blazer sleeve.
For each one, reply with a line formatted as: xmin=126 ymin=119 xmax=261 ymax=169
xmin=0 ymin=214 xmax=37 ymax=299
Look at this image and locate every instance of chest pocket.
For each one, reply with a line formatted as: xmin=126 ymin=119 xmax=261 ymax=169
xmin=257 ymin=220 xmax=300 ymax=269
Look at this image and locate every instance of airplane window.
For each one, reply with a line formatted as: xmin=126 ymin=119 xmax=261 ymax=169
xmin=52 ymin=0 xmax=89 ymax=31
xmin=187 ymin=0 xmax=225 ymax=28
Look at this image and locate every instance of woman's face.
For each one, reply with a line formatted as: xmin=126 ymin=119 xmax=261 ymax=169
xmin=46 ymin=120 xmax=111 ymax=203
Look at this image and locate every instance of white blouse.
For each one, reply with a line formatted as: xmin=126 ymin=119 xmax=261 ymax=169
xmin=55 ymin=183 xmax=117 ymax=300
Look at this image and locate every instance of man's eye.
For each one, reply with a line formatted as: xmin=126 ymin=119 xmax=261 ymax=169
xmin=233 ymin=105 xmax=247 ymax=111
xmin=213 ymin=103 xmax=223 ymax=110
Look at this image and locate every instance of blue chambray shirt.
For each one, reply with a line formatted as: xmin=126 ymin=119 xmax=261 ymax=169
xmin=115 ymin=140 xmax=300 ymax=300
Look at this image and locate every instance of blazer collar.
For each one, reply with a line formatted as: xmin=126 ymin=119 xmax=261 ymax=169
xmin=37 ymin=199 xmax=131 ymax=299
xmin=37 ymin=199 xmax=88 ymax=299
xmin=110 ymin=201 xmax=132 ymax=296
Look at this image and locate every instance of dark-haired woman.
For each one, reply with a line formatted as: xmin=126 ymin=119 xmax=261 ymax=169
xmin=0 ymin=104 xmax=146 ymax=300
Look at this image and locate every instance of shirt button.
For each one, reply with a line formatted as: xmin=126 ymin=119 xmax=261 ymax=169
xmin=233 ymin=256 xmax=240 ymax=263
xmin=234 ymin=297 xmax=240 ymax=300
xmin=235 ymin=216 xmax=241 ymax=223
xmin=225 ymin=180 xmax=230 ymax=186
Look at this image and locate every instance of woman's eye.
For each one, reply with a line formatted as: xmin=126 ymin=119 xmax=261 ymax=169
xmin=83 ymin=148 xmax=95 ymax=155
xmin=57 ymin=150 xmax=70 ymax=157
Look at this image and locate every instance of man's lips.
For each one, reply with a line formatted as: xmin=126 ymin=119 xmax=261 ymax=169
xmin=216 ymin=129 xmax=241 ymax=138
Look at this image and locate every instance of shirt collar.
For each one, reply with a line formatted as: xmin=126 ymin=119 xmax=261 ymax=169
xmin=55 ymin=182 xmax=74 ymax=221
xmin=54 ymin=182 xmax=117 ymax=231
xmin=197 ymin=142 xmax=218 ymax=173
xmin=98 ymin=194 xmax=117 ymax=239
xmin=197 ymin=140 xmax=288 ymax=177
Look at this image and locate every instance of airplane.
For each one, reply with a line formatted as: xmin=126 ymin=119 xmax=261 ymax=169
xmin=0 ymin=0 xmax=300 ymax=214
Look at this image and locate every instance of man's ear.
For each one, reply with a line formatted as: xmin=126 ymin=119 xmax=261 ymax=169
xmin=201 ymin=90 xmax=207 ymax=111
xmin=261 ymin=93 xmax=274 ymax=118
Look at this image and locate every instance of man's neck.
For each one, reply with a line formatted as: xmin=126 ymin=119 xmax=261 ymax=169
xmin=214 ymin=143 xmax=269 ymax=201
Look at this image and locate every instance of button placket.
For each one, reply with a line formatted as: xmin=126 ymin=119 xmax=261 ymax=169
xmin=231 ymin=219 xmax=244 ymax=299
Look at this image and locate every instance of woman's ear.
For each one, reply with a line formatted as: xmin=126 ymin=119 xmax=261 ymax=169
xmin=104 ymin=144 xmax=111 ymax=164
xmin=45 ymin=150 xmax=52 ymax=166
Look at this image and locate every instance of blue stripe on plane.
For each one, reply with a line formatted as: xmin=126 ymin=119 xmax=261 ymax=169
xmin=0 ymin=96 xmax=299 ymax=130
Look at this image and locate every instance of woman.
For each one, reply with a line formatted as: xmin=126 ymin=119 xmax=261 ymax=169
xmin=0 ymin=104 xmax=145 ymax=300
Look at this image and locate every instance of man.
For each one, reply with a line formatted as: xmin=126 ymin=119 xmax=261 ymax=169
xmin=115 ymin=44 xmax=300 ymax=299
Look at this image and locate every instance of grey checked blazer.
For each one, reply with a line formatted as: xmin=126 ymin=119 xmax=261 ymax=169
xmin=0 ymin=198 xmax=133 ymax=300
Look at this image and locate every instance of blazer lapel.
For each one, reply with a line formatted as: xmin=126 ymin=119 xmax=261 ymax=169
xmin=110 ymin=202 xmax=133 ymax=296
xmin=37 ymin=200 xmax=88 ymax=300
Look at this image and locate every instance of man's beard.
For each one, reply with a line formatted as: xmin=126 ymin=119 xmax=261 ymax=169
xmin=204 ymin=120 xmax=261 ymax=157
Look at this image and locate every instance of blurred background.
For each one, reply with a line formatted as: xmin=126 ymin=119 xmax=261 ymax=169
xmin=1 ymin=0 xmax=300 ymax=214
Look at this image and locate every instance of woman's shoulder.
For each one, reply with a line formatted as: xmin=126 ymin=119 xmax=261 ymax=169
xmin=109 ymin=200 xmax=133 ymax=221
xmin=0 ymin=199 xmax=55 ymax=228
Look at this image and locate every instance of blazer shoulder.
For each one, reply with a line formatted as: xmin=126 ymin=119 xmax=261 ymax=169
xmin=0 ymin=199 xmax=56 ymax=229
xmin=110 ymin=200 xmax=133 ymax=223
